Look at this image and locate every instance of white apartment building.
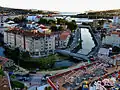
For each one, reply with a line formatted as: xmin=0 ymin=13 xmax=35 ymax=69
xmin=4 ymin=29 xmax=55 ymax=57
xmin=102 ymin=30 xmax=120 ymax=47
xmin=55 ymin=30 xmax=71 ymax=48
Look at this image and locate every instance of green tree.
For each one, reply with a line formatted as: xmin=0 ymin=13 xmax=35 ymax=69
xmin=67 ymin=21 xmax=77 ymax=31
xmin=47 ymin=86 xmax=52 ymax=90
xmin=5 ymin=18 xmax=13 ymax=22
xmin=13 ymin=17 xmax=20 ymax=23
xmin=57 ymin=18 xmax=67 ymax=25
xmin=50 ymin=25 xmax=58 ymax=31
xmin=38 ymin=18 xmax=48 ymax=25
xmin=48 ymin=19 xmax=56 ymax=25
xmin=11 ymin=81 xmax=24 ymax=89
xmin=13 ymin=16 xmax=27 ymax=23
xmin=58 ymin=26 xmax=64 ymax=31
xmin=21 ymin=51 xmax=30 ymax=61
xmin=0 ymin=69 xmax=4 ymax=76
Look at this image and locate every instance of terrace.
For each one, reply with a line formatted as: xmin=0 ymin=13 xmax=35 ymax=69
xmin=48 ymin=61 xmax=111 ymax=90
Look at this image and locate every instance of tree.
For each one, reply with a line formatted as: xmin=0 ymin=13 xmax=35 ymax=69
xmin=13 ymin=16 xmax=27 ymax=23
xmin=67 ymin=21 xmax=77 ymax=31
xmin=5 ymin=18 xmax=13 ymax=22
xmin=57 ymin=18 xmax=67 ymax=25
xmin=12 ymin=48 xmax=20 ymax=64
xmin=13 ymin=17 xmax=20 ymax=23
xmin=58 ymin=26 xmax=64 ymax=31
xmin=50 ymin=25 xmax=58 ymax=31
xmin=112 ymin=46 xmax=120 ymax=53
xmin=21 ymin=51 xmax=30 ymax=61
xmin=72 ymin=20 xmax=76 ymax=23
xmin=38 ymin=18 xmax=48 ymax=25
xmin=11 ymin=81 xmax=24 ymax=89
xmin=0 ymin=69 xmax=4 ymax=76
xmin=48 ymin=19 xmax=56 ymax=25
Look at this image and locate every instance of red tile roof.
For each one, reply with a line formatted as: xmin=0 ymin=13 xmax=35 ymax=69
xmin=0 ymin=56 xmax=9 ymax=66
xmin=6 ymin=28 xmax=54 ymax=37
xmin=60 ymin=31 xmax=71 ymax=40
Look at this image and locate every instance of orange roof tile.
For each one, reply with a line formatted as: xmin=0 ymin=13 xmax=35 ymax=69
xmin=6 ymin=28 xmax=54 ymax=37
xmin=0 ymin=56 xmax=9 ymax=66
xmin=60 ymin=31 xmax=70 ymax=40
xmin=111 ymin=31 xmax=120 ymax=35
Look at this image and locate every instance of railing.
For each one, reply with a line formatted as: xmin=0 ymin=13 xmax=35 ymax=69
xmin=4 ymin=71 xmax=12 ymax=90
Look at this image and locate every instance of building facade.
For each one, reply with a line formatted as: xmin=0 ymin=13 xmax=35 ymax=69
xmin=54 ymin=30 xmax=71 ymax=49
xmin=102 ymin=30 xmax=120 ymax=47
xmin=4 ymin=30 xmax=55 ymax=57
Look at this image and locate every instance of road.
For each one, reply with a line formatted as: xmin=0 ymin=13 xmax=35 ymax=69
xmin=69 ymin=28 xmax=81 ymax=51
xmin=38 ymin=61 xmax=88 ymax=75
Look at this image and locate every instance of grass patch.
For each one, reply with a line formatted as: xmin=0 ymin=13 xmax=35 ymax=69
xmin=11 ymin=81 xmax=24 ymax=89
xmin=20 ymin=55 xmax=56 ymax=70
xmin=0 ymin=69 xmax=4 ymax=76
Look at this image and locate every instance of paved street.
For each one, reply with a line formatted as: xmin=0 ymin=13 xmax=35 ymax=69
xmin=38 ymin=61 xmax=88 ymax=75
xmin=69 ymin=28 xmax=81 ymax=50
xmin=16 ymin=73 xmax=44 ymax=88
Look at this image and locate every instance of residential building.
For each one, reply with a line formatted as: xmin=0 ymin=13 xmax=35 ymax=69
xmin=4 ymin=28 xmax=55 ymax=57
xmin=27 ymin=15 xmax=41 ymax=22
xmin=102 ymin=29 xmax=120 ymax=47
xmin=103 ymin=22 xmax=110 ymax=29
xmin=113 ymin=16 xmax=120 ymax=24
xmin=55 ymin=30 xmax=71 ymax=48
xmin=43 ymin=16 xmax=57 ymax=21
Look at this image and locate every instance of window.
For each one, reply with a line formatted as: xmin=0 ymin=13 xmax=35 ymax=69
xmin=35 ymin=42 xmax=38 ymax=44
xmin=41 ymin=48 xmax=43 ymax=51
xmin=34 ymin=52 xmax=39 ymax=56
xmin=45 ymin=47 xmax=48 ymax=49
xmin=41 ymin=42 xmax=43 ymax=44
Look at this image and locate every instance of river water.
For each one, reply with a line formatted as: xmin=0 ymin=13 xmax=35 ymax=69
xmin=54 ymin=28 xmax=95 ymax=68
xmin=77 ymin=28 xmax=95 ymax=55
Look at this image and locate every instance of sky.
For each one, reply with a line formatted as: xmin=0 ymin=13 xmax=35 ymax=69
xmin=0 ymin=0 xmax=120 ymax=13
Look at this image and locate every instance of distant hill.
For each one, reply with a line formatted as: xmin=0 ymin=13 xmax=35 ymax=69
xmin=0 ymin=6 xmax=59 ymax=15
xmin=76 ymin=9 xmax=120 ymax=19
xmin=86 ymin=9 xmax=120 ymax=16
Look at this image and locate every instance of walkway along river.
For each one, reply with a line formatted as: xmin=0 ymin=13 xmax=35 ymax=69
xmin=56 ymin=25 xmax=101 ymax=61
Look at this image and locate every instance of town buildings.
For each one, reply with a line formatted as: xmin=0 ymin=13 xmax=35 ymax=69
xmin=102 ymin=29 xmax=120 ymax=47
xmin=4 ymin=27 xmax=71 ymax=57
xmin=55 ymin=30 xmax=71 ymax=48
xmin=4 ymin=27 xmax=56 ymax=57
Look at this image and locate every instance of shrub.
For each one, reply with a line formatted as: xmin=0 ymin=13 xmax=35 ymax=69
xmin=11 ymin=81 xmax=24 ymax=89
xmin=0 ymin=69 xmax=4 ymax=76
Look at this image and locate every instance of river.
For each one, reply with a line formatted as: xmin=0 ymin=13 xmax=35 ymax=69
xmin=77 ymin=28 xmax=95 ymax=55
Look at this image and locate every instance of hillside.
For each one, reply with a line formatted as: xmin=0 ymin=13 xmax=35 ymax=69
xmin=87 ymin=9 xmax=120 ymax=16
xmin=0 ymin=6 xmax=59 ymax=15
xmin=76 ymin=9 xmax=120 ymax=19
